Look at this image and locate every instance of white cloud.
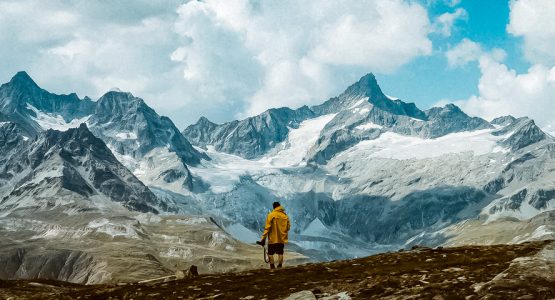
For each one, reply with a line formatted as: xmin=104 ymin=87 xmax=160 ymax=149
xmin=442 ymin=2 xmax=555 ymax=130
xmin=172 ymin=0 xmax=433 ymax=118
xmin=450 ymin=54 xmax=555 ymax=127
xmin=446 ymin=39 xmax=507 ymax=67
xmin=433 ymin=8 xmax=467 ymax=37
xmin=446 ymin=39 xmax=483 ymax=67
xmin=426 ymin=0 xmax=462 ymax=8
xmin=0 ymin=0 xmax=433 ymax=127
xmin=508 ymin=0 xmax=555 ymax=65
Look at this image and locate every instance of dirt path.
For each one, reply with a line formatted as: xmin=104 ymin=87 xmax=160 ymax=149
xmin=1 ymin=240 xmax=554 ymax=299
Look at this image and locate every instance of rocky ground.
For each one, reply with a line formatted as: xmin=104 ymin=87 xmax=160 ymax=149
xmin=1 ymin=240 xmax=554 ymax=300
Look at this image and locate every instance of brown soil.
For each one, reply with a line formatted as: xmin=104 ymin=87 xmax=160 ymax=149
xmin=1 ymin=240 xmax=554 ymax=300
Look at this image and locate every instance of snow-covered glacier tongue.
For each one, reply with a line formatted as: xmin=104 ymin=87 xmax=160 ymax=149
xmin=181 ymin=72 xmax=555 ymax=259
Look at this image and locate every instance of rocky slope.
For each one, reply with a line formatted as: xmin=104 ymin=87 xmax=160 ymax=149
xmin=0 ymin=212 xmax=306 ymax=284
xmin=1 ymin=240 xmax=553 ymax=299
xmin=183 ymin=106 xmax=315 ymax=159
xmin=88 ymin=90 xmax=208 ymax=166
xmin=0 ymin=122 xmax=163 ymax=214
xmin=87 ymin=90 xmax=208 ymax=191
xmin=0 ymin=72 xmax=95 ymax=136
xmin=0 ymin=72 xmax=207 ymax=192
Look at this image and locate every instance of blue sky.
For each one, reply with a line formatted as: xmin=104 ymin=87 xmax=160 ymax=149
xmin=380 ymin=0 xmax=526 ymax=107
xmin=0 ymin=0 xmax=554 ymax=131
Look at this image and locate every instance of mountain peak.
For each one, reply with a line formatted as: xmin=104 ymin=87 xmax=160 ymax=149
xmin=97 ymin=90 xmax=142 ymax=112
xmin=196 ymin=116 xmax=215 ymax=126
xmin=102 ymin=89 xmax=135 ymax=98
xmin=343 ymin=73 xmax=383 ymax=99
xmin=8 ymin=71 xmax=39 ymax=89
xmin=491 ymin=115 xmax=517 ymax=126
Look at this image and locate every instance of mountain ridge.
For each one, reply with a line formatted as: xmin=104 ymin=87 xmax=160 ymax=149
xmin=1 ymin=70 xmax=554 ymax=274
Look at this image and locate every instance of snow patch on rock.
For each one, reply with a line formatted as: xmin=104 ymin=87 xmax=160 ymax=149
xmin=27 ymin=104 xmax=90 ymax=131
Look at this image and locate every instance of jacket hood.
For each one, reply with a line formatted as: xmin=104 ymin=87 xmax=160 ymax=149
xmin=274 ymin=206 xmax=285 ymax=213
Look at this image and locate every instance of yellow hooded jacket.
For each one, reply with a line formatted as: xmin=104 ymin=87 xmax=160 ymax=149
xmin=261 ymin=206 xmax=290 ymax=244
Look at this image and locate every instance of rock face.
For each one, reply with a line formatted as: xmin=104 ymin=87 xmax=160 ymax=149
xmin=0 ymin=123 xmax=162 ymax=213
xmin=0 ymin=72 xmax=95 ymax=136
xmin=0 ymin=248 xmax=107 ymax=284
xmin=494 ymin=117 xmax=547 ymax=151
xmin=0 ymin=72 xmax=208 ymax=192
xmin=305 ymin=75 xmax=492 ymax=164
xmin=88 ymin=91 xmax=207 ymax=166
xmin=183 ymin=106 xmax=316 ymax=159
xmin=311 ymin=73 xmax=427 ymax=119
xmin=491 ymin=115 xmax=517 ymax=126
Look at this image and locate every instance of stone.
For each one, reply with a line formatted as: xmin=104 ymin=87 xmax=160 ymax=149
xmin=283 ymin=290 xmax=317 ymax=300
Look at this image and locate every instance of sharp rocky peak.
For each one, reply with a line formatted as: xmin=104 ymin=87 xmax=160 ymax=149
xmin=343 ymin=73 xmax=383 ymax=99
xmin=1 ymin=71 xmax=42 ymax=98
xmin=311 ymin=73 xmax=426 ymax=119
xmin=491 ymin=115 xmax=517 ymax=126
xmin=0 ymin=72 xmax=96 ymax=136
xmin=95 ymin=90 xmax=148 ymax=116
xmin=7 ymin=71 xmax=40 ymax=89
xmin=41 ymin=123 xmax=111 ymax=156
xmin=195 ymin=116 xmax=216 ymax=126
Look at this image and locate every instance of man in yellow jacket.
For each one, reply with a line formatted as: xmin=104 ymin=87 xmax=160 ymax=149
xmin=257 ymin=202 xmax=291 ymax=269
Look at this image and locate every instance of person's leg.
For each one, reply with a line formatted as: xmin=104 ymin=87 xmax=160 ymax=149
xmin=277 ymin=244 xmax=284 ymax=268
xmin=267 ymin=244 xmax=276 ymax=269
xmin=277 ymin=254 xmax=284 ymax=268
xmin=268 ymin=254 xmax=275 ymax=269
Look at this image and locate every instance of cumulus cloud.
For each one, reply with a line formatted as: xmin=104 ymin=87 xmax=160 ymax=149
xmin=508 ymin=0 xmax=555 ymax=65
xmin=445 ymin=40 xmax=555 ymax=128
xmin=446 ymin=39 xmax=483 ymax=67
xmin=446 ymin=39 xmax=506 ymax=67
xmin=433 ymin=8 xmax=467 ymax=37
xmin=172 ymin=0 xmax=433 ymax=118
xmin=455 ymin=57 xmax=555 ymax=128
xmin=0 ymin=0 xmax=433 ymax=127
xmin=442 ymin=1 xmax=555 ymax=130
xmin=0 ymin=0 xmax=186 ymax=110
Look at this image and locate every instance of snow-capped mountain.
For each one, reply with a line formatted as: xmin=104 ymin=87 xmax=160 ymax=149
xmin=0 ymin=72 xmax=207 ymax=192
xmin=0 ymin=72 xmax=95 ymax=136
xmin=0 ymin=122 xmax=163 ymax=214
xmin=180 ymin=73 xmax=555 ymax=257
xmin=88 ymin=90 xmax=206 ymax=165
xmin=1 ymin=70 xmax=554 ymax=269
xmin=183 ymin=106 xmax=316 ymax=159
xmin=86 ymin=90 xmax=209 ymax=191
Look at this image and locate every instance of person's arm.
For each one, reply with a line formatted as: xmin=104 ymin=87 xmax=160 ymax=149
xmin=286 ymin=217 xmax=291 ymax=232
xmin=260 ymin=213 xmax=273 ymax=242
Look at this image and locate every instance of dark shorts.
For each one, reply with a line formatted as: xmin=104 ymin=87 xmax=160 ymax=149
xmin=268 ymin=243 xmax=284 ymax=255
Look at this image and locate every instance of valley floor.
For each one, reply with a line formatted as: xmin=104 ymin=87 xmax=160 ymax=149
xmin=1 ymin=240 xmax=554 ymax=300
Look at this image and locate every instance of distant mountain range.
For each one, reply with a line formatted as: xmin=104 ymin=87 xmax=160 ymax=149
xmin=0 ymin=71 xmax=554 ymax=282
